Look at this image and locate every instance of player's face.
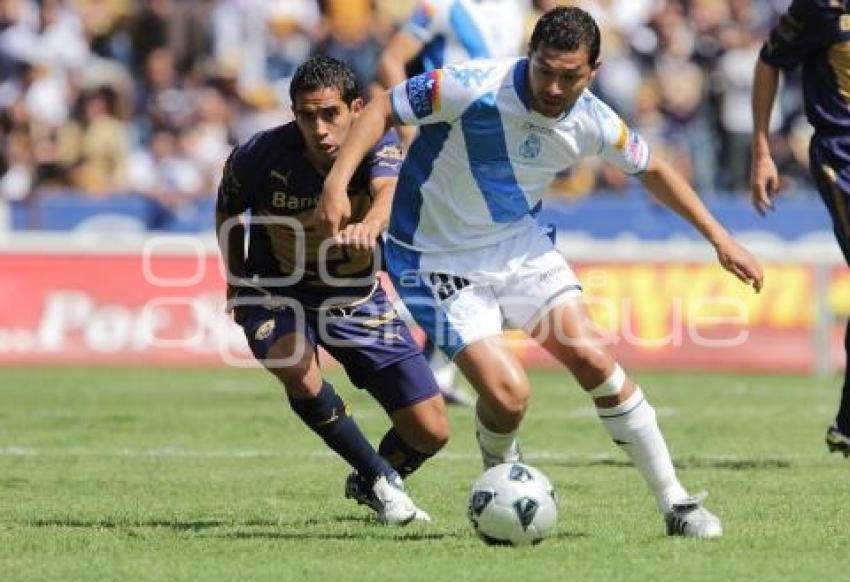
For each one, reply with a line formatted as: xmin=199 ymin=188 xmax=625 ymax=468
xmin=527 ymin=43 xmax=598 ymax=118
xmin=293 ymin=87 xmax=363 ymax=171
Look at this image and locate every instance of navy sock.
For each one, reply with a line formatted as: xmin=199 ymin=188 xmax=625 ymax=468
xmin=835 ymin=319 xmax=850 ymax=434
xmin=288 ymin=381 xmax=392 ymax=482
xmin=378 ymin=428 xmax=434 ymax=479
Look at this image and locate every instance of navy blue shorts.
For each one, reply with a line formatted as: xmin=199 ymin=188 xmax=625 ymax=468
xmin=811 ymin=140 xmax=850 ymax=264
xmin=234 ymin=282 xmax=439 ymax=412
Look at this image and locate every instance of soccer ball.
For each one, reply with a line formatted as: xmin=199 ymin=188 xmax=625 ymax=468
xmin=467 ymin=462 xmax=558 ymax=546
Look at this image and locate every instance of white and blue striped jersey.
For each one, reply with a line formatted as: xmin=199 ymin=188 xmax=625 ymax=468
xmin=403 ymin=0 xmax=528 ymax=70
xmin=388 ymin=57 xmax=652 ymax=252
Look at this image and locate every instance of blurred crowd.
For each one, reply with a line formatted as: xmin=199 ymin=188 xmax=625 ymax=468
xmin=0 ymin=0 xmax=813 ymax=213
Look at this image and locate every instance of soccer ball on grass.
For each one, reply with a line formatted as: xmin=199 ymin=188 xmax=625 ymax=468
xmin=467 ymin=462 xmax=558 ymax=546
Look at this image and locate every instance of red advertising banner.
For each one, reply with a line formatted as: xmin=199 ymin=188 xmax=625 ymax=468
xmin=0 ymin=252 xmax=846 ymax=371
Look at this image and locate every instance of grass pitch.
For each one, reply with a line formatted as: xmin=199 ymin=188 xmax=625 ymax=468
xmin=1 ymin=366 xmax=847 ymax=581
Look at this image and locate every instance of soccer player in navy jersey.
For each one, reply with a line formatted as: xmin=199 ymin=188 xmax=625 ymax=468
xmin=751 ymin=0 xmax=850 ymax=458
xmin=320 ymin=7 xmax=764 ymax=538
xmin=216 ymin=55 xmax=448 ymax=524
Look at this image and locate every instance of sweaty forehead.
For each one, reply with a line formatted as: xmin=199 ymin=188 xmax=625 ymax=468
xmin=293 ymin=87 xmax=346 ymax=111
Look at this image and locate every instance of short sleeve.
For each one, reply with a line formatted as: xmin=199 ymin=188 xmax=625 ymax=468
xmin=216 ymin=146 xmax=250 ymax=214
xmin=592 ymin=99 xmax=651 ymax=175
xmin=367 ymin=130 xmax=404 ymax=180
xmin=760 ymin=0 xmax=823 ymax=71
xmin=390 ymin=62 xmax=496 ymax=125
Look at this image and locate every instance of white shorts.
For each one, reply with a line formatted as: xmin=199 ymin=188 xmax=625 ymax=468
xmin=385 ymin=228 xmax=582 ymax=359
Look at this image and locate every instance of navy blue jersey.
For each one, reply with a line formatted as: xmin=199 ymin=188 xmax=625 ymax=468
xmin=760 ymin=0 xmax=850 ymax=136
xmin=217 ymin=122 xmax=403 ymax=306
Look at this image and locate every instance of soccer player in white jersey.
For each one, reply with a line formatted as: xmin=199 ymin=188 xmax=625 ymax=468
xmin=318 ymin=7 xmax=764 ymax=538
xmin=378 ymin=0 xmax=557 ymax=405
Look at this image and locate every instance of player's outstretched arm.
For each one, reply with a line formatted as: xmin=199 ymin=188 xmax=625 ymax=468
xmin=640 ymin=155 xmax=764 ymax=293
xmin=750 ymin=60 xmax=782 ymax=216
xmin=318 ymin=92 xmax=397 ymax=238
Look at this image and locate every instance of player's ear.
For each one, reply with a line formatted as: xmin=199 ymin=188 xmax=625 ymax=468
xmin=588 ymin=59 xmax=601 ymax=82
xmin=350 ymin=97 xmax=365 ymax=116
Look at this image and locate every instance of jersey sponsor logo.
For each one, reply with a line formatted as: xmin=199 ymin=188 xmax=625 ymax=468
xmin=271 ymin=191 xmax=320 ymax=211
xmin=254 ymin=319 xmax=276 ymax=341
xmin=447 ymin=65 xmax=495 ymax=87
xmin=519 ymin=133 xmax=542 ymax=159
xmin=521 ymin=121 xmax=554 ymax=137
xmin=842 ymin=14 xmax=850 ymax=31
xmin=407 ymin=69 xmax=442 ymax=118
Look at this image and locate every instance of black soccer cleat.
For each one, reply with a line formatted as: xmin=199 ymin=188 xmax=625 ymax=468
xmin=826 ymin=425 xmax=850 ymax=457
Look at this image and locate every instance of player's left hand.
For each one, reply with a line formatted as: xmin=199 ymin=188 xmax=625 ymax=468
xmin=335 ymin=221 xmax=381 ymax=254
xmin=714 ymin=237 xmax=764 ymax=293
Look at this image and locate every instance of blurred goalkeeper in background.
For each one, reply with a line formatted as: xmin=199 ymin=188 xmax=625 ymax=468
xmin=216 ymin=55 xmax=448 ymax=525
xmin=751 ymin=0 xmax=850 ymax=457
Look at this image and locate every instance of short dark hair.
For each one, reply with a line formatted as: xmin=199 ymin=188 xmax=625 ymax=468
xmin=289 ymin=55 xmax=359 ymax=106
xmin=529 ymin=6 xmax=601 ymax=66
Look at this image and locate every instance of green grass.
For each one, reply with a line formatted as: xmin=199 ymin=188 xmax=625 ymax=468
xmin=1 ymin=366 xmax=847 ymax=581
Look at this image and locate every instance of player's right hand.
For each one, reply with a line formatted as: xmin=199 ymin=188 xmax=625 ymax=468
xmin=750 ymin=153 xmax=779 ymax=216
xmin=715 ymin=237 xmax=764 ymax=294
xmin=316 ymin=182 xmax=351 ymax=237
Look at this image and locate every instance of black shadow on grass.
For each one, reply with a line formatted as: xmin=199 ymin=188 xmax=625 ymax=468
xmin=27 ymin=517 xmax=285 ymax=531
xmin=541 ymin=457 xmax=791 ymax=471
xmin=210 ymin=529 xmax=462 ymax=542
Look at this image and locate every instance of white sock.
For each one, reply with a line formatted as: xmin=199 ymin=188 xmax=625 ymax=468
xmin=474 ymin=412 xmax=521 ymax=466
xmin=597 ymin=388 xmax=688 ymax=513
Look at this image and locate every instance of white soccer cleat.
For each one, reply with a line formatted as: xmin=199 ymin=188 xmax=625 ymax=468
xmin=372 ymin=474 xmax=431 ymax=525
xmin=664 ymin=491 xmax=723 ymax=539
xmin=346 ymin=471 xmax=431 ymax=525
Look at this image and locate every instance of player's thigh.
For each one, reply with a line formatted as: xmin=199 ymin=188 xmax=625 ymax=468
xmin=235 ymin=303 xmax=322 ymax=394
xmin=454 ymin=335 xmax=530 ymax=416
xmin=385 ymin=243 xmax=504 ymax=360
xmin=532 ymin=297 xmax=617 ymax=388
xmin=497 ymin=235 xmax=583 ymax=333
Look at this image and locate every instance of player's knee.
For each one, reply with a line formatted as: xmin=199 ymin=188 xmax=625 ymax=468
xmin=483 ymin=378 xmax=530 ymax=423
xmin=422 ymin=415 xmax=450 ymax=452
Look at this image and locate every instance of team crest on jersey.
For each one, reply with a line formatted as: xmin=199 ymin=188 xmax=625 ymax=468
xmin=254 ymin=319 xmax=276 ymax=341
xmin=407 ymin=70 xmax=442 ymax=119
xmin=519 ymin=134 xmax=541 ymax=159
